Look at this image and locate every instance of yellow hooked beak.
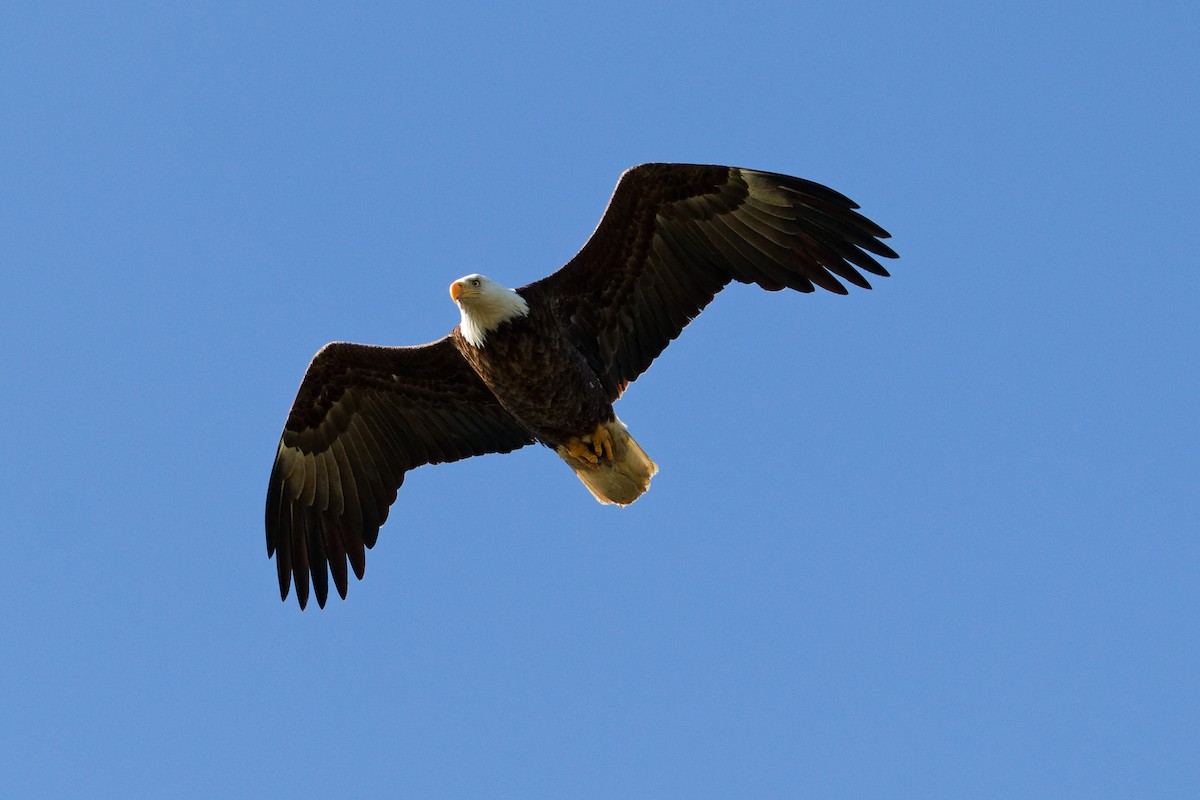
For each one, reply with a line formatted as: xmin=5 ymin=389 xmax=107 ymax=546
xmin=450 ymin=280 xmax=465 ymax=302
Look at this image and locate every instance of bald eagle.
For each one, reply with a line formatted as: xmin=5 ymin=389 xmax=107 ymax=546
xmin=266 ymin=163 xmax=897 ymax=608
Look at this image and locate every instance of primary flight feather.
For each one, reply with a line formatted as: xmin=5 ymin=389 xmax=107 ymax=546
xmin=266 ymin=163 xmax=898 ymax=608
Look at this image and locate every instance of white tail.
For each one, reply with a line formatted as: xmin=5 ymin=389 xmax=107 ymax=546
xmin=556 ymin=418 xmax=658 ymax=506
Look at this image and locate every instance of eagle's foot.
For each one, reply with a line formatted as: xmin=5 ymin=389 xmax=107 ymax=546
xmin=590 ymin=422 xmax=614 ymax=463
xmin=563 ymin=436 xmax=600 ymax=466
xmin=563 ymin=423 xmax=614 ymax=467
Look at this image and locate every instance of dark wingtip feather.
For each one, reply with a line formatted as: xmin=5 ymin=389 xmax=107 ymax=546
xmin=306 ymin=518 xmax=329 ymax=610
xmin=292 ymin=525 xmax=310 ymax=610
xmin=329 ymin=548 xmax=349 ymax=601
xmin=348 ymin=544 xmax=366 ymax=580
xmin=265 ymin=449 xmax=283 ymax=557
xmin=869 ymin=238 xmax=899 ymax=260
xmin=276 ymin=539 xmax=291 ymax=602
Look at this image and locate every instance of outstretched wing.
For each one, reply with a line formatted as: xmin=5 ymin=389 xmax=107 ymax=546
xmin=520 ymin=163 xmax=898 ymax=399
xmin=265 ymin=337 xmax=533 ymax=609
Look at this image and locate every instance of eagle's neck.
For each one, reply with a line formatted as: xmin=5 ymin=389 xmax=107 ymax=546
xmin=458 ymin=289 xmax=530 ymax=348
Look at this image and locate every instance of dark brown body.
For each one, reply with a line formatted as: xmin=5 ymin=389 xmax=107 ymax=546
xmin=451 ymin=293 xmax=613 ymax=448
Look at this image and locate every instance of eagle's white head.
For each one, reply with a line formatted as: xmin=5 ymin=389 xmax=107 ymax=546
xmin=450 ymin=274 xmax=530 ymax=348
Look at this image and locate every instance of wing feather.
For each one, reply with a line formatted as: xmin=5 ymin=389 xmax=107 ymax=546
xmin=306 ymin=511 xmax=328 ymax=606
xmin=521 ymin=163 xmax=897 ymax=395
xmin=342 ymin=424 xmax=383 ymax=524
xmin=312 ymin=451 xmax=331 ymax=514
xmin=297 ymin=451 xmax=317 ymax=507
xmin=266 ymin=337 xmax=534 ymax=608
xmin=329 ymin=438 xmax=361 ymax=546
xmin=357 ymin=396 xmax=405 ymax=484
xmin=291 ymin=510 xmax=311 ymax=609
xmin=322 ymin=509 xmax=349 ymax=601
xmin=269 ymin=477 xmax=292 ymax=601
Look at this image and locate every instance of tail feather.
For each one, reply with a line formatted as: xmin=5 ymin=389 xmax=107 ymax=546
xmin=556 ymin=418 xmax=658 ymax=506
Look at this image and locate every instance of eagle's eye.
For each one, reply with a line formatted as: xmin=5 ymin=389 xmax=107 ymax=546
xmin=470 ymin=278 xmax=481 ymax=287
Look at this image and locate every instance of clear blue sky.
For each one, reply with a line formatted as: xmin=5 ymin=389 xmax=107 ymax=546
xmin=3 ymin=2 xmax=1197 ymax=797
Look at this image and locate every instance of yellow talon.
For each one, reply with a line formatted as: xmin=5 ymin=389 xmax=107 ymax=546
xmin=562 ymin=423 xmax=614 ymax=467
xmin=591 ymin=422 xmax=614 ymax=463
xmin=564 ymin=437 xmax=599 ymax=466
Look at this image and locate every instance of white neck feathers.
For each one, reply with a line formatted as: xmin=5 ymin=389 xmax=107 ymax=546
xmin=458 ymin=284 xmax=530 ymax=348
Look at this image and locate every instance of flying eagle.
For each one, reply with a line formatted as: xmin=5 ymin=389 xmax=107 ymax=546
xmin=266 ymin=163 xmax=897 ymax=608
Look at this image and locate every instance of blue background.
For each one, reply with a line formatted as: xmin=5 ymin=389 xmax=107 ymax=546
xmin=3 ymin=2 xmax=1197 ymax=797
